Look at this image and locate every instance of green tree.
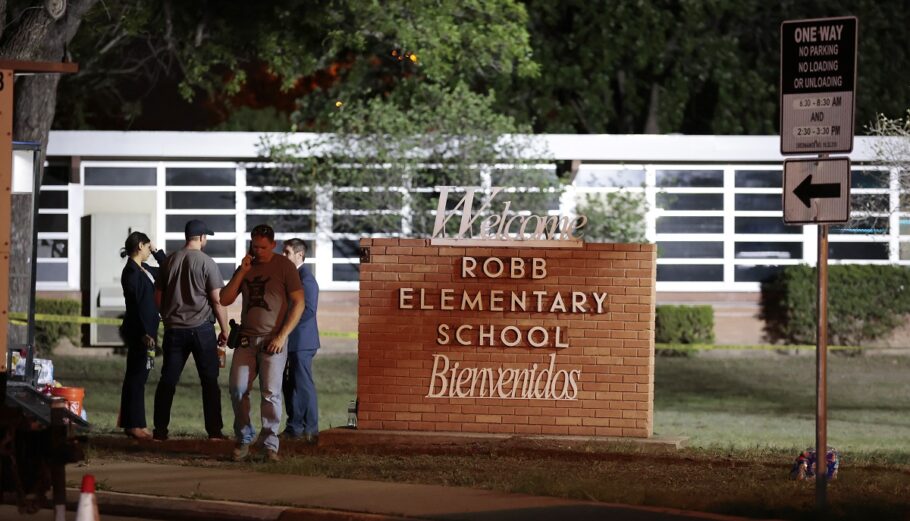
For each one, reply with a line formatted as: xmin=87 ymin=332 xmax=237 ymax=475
xmin=495 ymin=0 xmax=910 ymax=134
xmin=243 ymin=1 xmax=558 ymax=238
xmin=266 ymin=81 xmax=561 ymax=238
xmin=1 ymin=0 xmax=99 ymax=352
xmin=54 ymin=0 xmax=539 ymax=130
xmin=576 ymin=190 xmax=648 ymax=243
xmin=43 ymin=0 xmax=910 ymax=135
xmin=1 ymin=0 xmax=98 ymax=147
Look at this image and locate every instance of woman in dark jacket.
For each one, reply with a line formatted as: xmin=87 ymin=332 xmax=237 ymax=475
xmin=119 ymin=231 xmax=166 ymax=439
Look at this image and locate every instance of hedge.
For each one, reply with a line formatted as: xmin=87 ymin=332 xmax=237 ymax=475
xmin=35 ymin=298 xmax=82 ymax=354
xmin=760 ymin=264 xmax=910 ymax=346
xmin=655 ymin=305 xmax=715 ymax=344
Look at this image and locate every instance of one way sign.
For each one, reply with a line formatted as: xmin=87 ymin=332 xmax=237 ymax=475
xmin=783 ymin=157 xmax=851 ymax=224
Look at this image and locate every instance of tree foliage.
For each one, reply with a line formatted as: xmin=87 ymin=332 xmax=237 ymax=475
xmin=495 ymin=0 xmax=910 ymax=134
xmin=235 ymin=1 xmax=558 ymax=237
xmin=576 ymin=190 xmax=648 ymax=243
xmin=1 ymin=0 xmax=99 ymax=348
xmin=54 ymin=0 xmax=538 ymax=129
xmin=265 ymin=81 xmax=560 ymax=238
xmin=47 ymin=0 xmax=910 ymax=136
xmin=1 ymin=0 xmax=98 ymax=144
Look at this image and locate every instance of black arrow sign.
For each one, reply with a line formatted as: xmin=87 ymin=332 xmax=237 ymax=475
xmin=794 ymin=175 xmax=841 ymax=208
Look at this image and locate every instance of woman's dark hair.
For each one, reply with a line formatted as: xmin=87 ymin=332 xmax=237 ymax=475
xmin=120 ymin=231 xmax=151 ymax=258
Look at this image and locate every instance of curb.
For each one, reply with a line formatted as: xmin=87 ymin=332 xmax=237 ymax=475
xmin=87 ymin=428 xmax=688 ymax=457
xmin=65 ymin=489 xmax=414 ymax=521
xmin=323 ymin=428 xmax=689 ymax=450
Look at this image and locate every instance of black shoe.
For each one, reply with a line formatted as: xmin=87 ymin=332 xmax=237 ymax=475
xmin=303 ymin=433 xmax=319 ymax=446
xmin=208 ymin=431 xmax=228 ymax=440
xmin=152 ymin=429 xmax=168 ymax=442
xmin=279 ymin=430 xmax=303 ymax=440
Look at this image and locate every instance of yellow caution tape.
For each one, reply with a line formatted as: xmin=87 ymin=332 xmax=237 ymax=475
xmin=10 ymin=312 xmax=122 ymax=325
xmin=8 ymin=312 xmax=359 ymax=339
xmin=322 ymin=330 xmax=358 ymax=339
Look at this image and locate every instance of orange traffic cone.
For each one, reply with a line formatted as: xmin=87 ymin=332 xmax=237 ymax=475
xmin=75 ymin=474 xmax=100 ymax=521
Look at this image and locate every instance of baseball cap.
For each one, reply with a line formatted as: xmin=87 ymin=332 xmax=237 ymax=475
xmin=185 ymin=219 xmax=214 ymax=239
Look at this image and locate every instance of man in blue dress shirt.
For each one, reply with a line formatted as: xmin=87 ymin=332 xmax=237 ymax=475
xmin=280 ymin=238 xmax=321 ymax=444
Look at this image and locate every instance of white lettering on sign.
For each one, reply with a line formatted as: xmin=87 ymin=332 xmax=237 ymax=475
xmin=431 ymin=186 xmax=587 ymax=246
xmin=461 ymin=256 xmax=546 ymax=279
xmin=405 ymin=255 xmax=622 ymax=402
xmin=794 ymin=24 xmax=843 ymax=43
xmin=403 ymin=286 xmax=608 ymax=317
xmin=798 ymin=44 xmax=839 ymax=57
xmin=426 ymin=353 xmax=580 ymax=400
xmin=436 ymin=324 xmax=570 ymax=348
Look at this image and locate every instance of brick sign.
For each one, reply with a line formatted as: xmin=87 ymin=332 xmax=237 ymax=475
xmin=357 ymin=239 xmax=656 ymax=437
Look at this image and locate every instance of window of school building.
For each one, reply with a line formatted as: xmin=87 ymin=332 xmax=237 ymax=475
xmin=40 ymin=132 xmax=905 ymax=295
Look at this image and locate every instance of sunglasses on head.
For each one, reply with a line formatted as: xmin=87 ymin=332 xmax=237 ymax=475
xmin=251 ymin=225 xmax=274 ymax=238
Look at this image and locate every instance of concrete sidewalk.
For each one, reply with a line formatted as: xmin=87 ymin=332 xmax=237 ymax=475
xmin=60 ymin=458 xmax=772 ymax=521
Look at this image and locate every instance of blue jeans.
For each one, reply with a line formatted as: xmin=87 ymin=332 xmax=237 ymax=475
xmin=283 ymin=349 xmax=319 ymax=436
xmin=229 ymin=343 xmax=288 ymax=452
xmin=153 ymin=323 xmax=223 ymax=437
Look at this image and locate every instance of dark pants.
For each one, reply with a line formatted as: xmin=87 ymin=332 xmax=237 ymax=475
xmin=153 ymin=323 xmax=223 ymax=437
xmin=282 ymin=349 xmax=319 ymax=436
xmin=119 ymin=335 xmax=151 ymax=429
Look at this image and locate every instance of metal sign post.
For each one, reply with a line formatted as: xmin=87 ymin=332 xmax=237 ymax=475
xmin=815 ymin=221 xmax=828 ymax=509
xmin=780 ymin=16 xmax=858 ymax=511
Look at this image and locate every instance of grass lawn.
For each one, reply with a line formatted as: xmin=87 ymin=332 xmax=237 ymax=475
xmin=58 ymin=351 xmax=910 ymax=454
xmin=655 ymin=354 xmax=910 ymax=456
xmin=54 ymin=351 xmax=356 ymax=436
xmin=59 ymin=352 xmax=910 ymax=520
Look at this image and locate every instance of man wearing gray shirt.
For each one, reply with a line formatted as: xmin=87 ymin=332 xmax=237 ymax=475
xmin=153 ymin=219 xmax=229 ymax=440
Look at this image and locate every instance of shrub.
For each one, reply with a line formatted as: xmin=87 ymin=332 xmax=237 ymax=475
xmin=760 ymin=264 xmax=910 ymax=346
xmin=655 ymin=305 xmax=715 ymax=344
xmin=35 ymin=298 xmax=82 ymax=354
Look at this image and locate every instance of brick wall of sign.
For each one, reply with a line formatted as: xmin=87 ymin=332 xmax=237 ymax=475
xmin=357 ymin=238 xmax=656 ymax=437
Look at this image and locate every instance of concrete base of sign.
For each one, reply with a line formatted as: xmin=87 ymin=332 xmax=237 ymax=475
xmin=321 ymin=427 xmax=689 ymax=451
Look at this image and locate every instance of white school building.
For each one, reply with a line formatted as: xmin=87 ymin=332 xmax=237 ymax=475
xmin=39 ymin=132 xmax=904 ymax=345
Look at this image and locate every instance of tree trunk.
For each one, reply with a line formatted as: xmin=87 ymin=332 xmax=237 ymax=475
xmin=0 ymin=0 xmax=98 ymax=349
xmin=644 ymin=84 xmax=661 ymax=134
xmin=0 ymin=0 xmax=98 ymax=149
